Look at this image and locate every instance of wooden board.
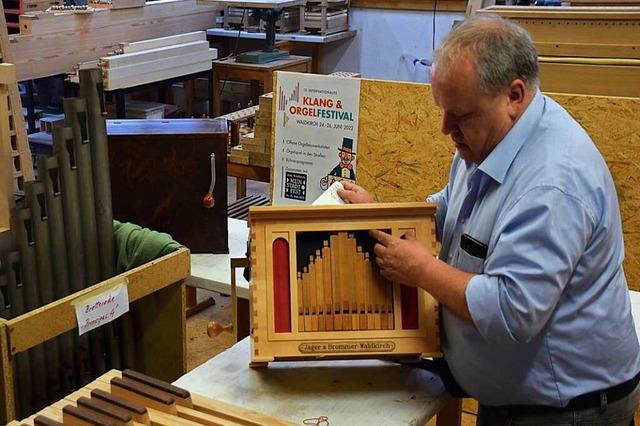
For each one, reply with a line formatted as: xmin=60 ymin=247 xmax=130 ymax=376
xmin=119 ymin=31 xmax=206 ymax=53
xmin=539 ymin=60 xmax=640 ymax=97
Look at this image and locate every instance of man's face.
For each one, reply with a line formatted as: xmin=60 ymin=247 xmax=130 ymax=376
xmin=431 ymin=52 xmax=515 ymax=165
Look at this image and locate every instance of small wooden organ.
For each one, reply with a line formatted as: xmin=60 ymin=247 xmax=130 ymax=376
xmin=248 ymin=202 xmax=441 ymax=365
xmin=8 ymin=369 xmax=297 ymax=426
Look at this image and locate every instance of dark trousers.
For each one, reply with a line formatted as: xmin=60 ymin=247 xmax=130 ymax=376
xmin=477 ymin=381 xmax=639 ymax=426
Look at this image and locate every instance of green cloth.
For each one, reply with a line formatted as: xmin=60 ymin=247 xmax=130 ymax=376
xmin=113 ymin=220 xmax=183 ymax=274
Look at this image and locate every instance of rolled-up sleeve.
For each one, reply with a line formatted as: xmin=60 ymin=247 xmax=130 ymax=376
xmin=466 ymin=186 xmax=595 ymax=344
xmin=427 ymin=187 xmax=448 ymax=243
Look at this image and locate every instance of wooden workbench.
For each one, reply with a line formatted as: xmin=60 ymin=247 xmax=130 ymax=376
xmin=213 ymin=55 xmax=312 ymax=116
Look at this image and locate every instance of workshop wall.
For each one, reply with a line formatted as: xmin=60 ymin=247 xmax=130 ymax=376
xmin=321 ymin=8 xmax=464 ymax=81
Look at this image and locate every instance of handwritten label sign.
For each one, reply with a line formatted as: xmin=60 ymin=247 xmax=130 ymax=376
xmin=72 ymin=278 xmax=130 ymax=336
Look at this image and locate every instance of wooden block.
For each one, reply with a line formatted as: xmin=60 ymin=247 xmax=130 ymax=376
xmin=121 ymin=370 xmax=192 ymax=408
xmin=62 ymin=404 xmax=118 ymax=426
xmin=39 ymin=115 xmax=64 ymax=134
xmin=110 ymin=377 xmax=178 ymax=415
xmin=90 ymin=389 xmax=151 ymax=424
xmin=76 ymin=396 xmax=134 ymax=425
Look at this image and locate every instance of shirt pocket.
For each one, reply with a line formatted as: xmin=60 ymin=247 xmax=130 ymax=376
xmin=455 ymin=248 xmax=485 ymax=274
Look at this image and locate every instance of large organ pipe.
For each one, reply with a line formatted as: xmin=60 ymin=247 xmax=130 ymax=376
xmin=52 ymin=125 xmax=95 ymax=383
xmin=10 ymin=207 xmax=48 ymax=411
xmin=1 ymin=251 xmax=33 ymax=419
xmin=24 ymin=181 xmax=62 ymax=402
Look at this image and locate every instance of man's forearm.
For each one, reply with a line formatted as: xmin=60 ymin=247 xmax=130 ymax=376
xmin=418 ymin=257 xmax=475 ymax=325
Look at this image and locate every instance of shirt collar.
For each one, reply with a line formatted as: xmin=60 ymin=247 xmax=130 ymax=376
xmin=477 ymin=90 xmax=544 ymax=185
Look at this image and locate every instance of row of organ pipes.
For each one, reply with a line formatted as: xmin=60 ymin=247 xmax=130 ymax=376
xmin=0 ymin=69 xmax=135 ymax=419
xmin=297 ymin=231 xmax=395 ymax=332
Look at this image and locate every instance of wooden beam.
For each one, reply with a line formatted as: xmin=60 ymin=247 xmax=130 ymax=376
xmin=120 ymin=30 xmax=206 ymax=53
xmin=536 ymin=41 xmax=640 ymax=60
xmin=0 ymin=85 xmax=10 ymax=230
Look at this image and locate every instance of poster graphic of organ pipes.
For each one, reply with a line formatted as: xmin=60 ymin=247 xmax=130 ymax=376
xmin=273 ymin=71 xmax=361 ymax=206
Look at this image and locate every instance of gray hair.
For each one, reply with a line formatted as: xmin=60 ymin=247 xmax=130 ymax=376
xmin=433 ymin=15 xmax=540 ymax=95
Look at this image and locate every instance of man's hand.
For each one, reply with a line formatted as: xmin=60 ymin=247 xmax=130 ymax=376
xmin=337 ymin=181 xmax=375 ymax=204
xmin=369 ymin=229 xmax=431 ymax=287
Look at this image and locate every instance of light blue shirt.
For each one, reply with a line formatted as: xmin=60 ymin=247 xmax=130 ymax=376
xmin=427 ymin=91 xmax=640 ymax=406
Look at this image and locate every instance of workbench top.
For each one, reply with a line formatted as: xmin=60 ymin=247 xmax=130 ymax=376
xmin=174 ymin=337 xmax=450 ymax=426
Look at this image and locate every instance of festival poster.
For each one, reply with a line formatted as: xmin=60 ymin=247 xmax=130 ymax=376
xmin=272 ymin=71 xmax=361 ymax=205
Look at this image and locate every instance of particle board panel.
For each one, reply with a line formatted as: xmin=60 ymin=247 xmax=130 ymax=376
xmin=356 ymin=79 xmax=452 ymax=203
xmin=345 ymin=78 xmax=640 ymax=290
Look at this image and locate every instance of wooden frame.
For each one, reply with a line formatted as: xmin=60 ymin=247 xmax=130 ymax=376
xmin=0 ymin=64 xmax=13 ymax=230
xmin=248 ymin=202 xmax=440 ymax=366
xmin=0 ymin=248 xmax=190 ymax=424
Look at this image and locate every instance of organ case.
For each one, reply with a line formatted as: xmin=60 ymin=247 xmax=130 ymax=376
xmin=248 ymin=202 xmax=441 ymax=365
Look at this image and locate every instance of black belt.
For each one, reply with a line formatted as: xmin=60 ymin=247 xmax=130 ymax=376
xmin=507 ymin=370 xmax=640 ymax=416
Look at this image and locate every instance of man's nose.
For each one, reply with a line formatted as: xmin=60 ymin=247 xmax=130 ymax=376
xmin=441 ymin=114 xmax=455 ymax=135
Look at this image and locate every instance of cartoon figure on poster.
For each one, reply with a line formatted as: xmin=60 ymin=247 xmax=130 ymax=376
xmin=320 ymin=137 xmax=356 ymax=190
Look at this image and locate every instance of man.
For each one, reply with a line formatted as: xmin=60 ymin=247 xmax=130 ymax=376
xmin=339 ymin=15 xmax=640 ymax=425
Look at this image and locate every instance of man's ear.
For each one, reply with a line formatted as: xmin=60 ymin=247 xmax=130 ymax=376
xmin=507 ymin=79 xmax=527 ymax=117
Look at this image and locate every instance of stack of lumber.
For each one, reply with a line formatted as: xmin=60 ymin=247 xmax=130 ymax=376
xmin=300 ymin=0 xmax=350 ymax=35
xmin=10 ymin=0 xmax=223 ymax=82
xmin=230 ymin=92 xmax=273 ymax=168
xmin=98 ymin=31 xmax=216 ymax=90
